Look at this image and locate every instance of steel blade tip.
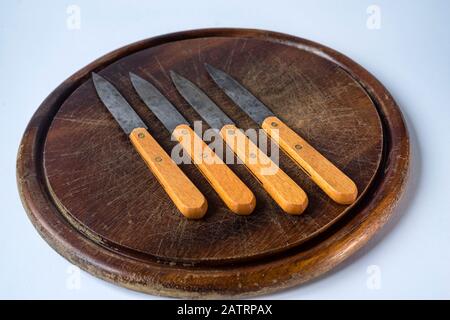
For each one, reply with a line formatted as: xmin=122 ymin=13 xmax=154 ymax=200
xmin=204 ymin=63 xmax=225 ymax=79
xmin=91 ymin=72 xmax=109 ymax=93
xmin=129 ymin=72 xmax=158 ymax=96
xmin=129 ymin=71 xmax=141 ymax=82
xmin=129 ymin=72 xmax=160 ymax=93
xmin=129 ymin=71 xmax=137 ymax=79
xmin=170 ymin=70 xmax=193 ymax=92
xmin=204 ymin=62 xmax=217 ymax=73
xmin=169 ymin=70 xmax=183 ymax=84
xmin=91 ymin=72 xmax=112 ymax=92
xmin=91 ymin=72 xmax=104 ymax=83
xmin=129 ymin=72 xmax=146 ymax=88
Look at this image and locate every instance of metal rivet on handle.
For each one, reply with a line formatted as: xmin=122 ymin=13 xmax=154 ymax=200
xmin=295 ymin=144 xmax=302 ymax=150
xmin=155 ymin=156 xmax=162 ymax=162
xmin=271 ymin=122 xmax=278 ymax=127
xmin=138 ymin=132 xmax=145 ymax=139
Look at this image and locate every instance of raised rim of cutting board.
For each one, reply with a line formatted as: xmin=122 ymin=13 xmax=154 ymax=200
xmin=17 ymin=28 xmax=409 ymax=298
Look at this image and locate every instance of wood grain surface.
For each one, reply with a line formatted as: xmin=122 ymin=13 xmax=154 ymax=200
xmin=17 ymin=28 xmax=409 ymax=298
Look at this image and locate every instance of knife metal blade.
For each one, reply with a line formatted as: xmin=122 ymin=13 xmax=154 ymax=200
xmin=170 ymin=70 xmax=308 ymax=214
xmin=92 ymin=72 xmax=147 ymax=134
xmin=129 ymin=72 xmax=189 ymax=133
xmin=204 ymin=64 xmax=358 ymax=205
xmin=169 ymin=71 xmax=234 ymax=130
xmin=130 ymin=71 xmax=256 ymax=215
xmin=92 ymin=72 xmax=208 ymax=219
xmin=204 ymin=63 xmax=274 ymax=126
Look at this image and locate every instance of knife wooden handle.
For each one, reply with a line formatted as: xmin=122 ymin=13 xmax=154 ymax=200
xmin=129 ymin=127 xmax=207 ymax=219
xmin=220 ymin=124 xmax=308 ymax=214
xmin=173 ymin=124 xmax=256 ymax=215
xmin=262 ymin=116 xmax=358 ymax=205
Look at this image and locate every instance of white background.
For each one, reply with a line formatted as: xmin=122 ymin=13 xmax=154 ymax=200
xmin=1 ymin=0 xmax=449 ymax=299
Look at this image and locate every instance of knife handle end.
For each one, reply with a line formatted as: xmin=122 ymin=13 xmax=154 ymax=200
xmin=220 ymin=124 xmax=308 ymax=215
xmin=262 ymin=116 xmax=358 ymax=205
xmin=173 ymin=124 xmax=256 ymax=215
xmin=129 ymin=127 xmax=208 ymax=219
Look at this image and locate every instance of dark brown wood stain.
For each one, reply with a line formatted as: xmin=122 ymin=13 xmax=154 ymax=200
xmin=17 ymin=28 xmax=409 ymax=298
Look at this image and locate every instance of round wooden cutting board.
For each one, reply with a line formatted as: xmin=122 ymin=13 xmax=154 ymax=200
xmin=17 ymin=28 xmax=409 ymax=298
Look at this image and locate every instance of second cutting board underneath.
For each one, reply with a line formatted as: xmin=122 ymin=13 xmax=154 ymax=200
xmin=42 ymin=34 xmax=383 ymax=264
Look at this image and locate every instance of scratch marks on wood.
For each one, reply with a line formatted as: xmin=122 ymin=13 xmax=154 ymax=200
xmin=154 ymin=56 xmax=171 ymax=82
xmin=224 ymin=40 xmax=239 ymax=72
xmin=41 ymin=36 xmax=384 ymax=263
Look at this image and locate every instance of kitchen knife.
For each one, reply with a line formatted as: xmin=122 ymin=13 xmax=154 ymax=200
xmin=205 ymin=64 xmax=358 ymax=205
xmin=129 ymin=73 xmax=256 ymax=215
xmin=92 ymin=72 xmax=207 ymax=219
xmin=170 ymin=71 xmax=308 ymax=215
